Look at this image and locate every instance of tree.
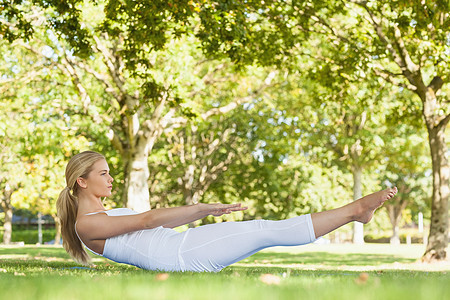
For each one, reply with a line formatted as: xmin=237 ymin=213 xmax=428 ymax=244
xmin=150 ymin=114 xmax=247 ymax=228
xmin=0 ymin=36 xmax=107 ymax=244
xmin=10 ymin=2 xmax=280 ymax=212
xmin=0 ymin=97 xmax=27 ymax=244
xmin=3 ymin=2 xmax=447 ymax=258
xmin=347 ymin=0 xmax=449 ymax=261
xmin=0 ymin=41 xmax=36 ymax=244
xmin=263 ymin=54 xmax=396 ymax=242
xmin=205 ymin=95 xmax=353 ymax=223
xmin=380 ymin=123 xmax=432 ymax=244
xmin=17 ymin=119 xmax=93 ymax=245
xmin=197 ymin=0 xmax=449 ymax=260
xmin=201 ymin=0 xmax=449 ymax=260
xmin=146 ymin=59 xmax=278 ymax=220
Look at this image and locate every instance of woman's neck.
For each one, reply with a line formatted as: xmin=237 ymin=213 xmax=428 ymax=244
xmin=76 ymin=194 xmax=106 ymax=217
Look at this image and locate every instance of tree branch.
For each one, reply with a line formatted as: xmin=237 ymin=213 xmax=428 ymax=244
xmin=352 ymin=2 xmax=405 ymax=70
xmin=106 ymin=128 xmax=124 ymax=155
xmin=428 ymin=76 xmax=444 ymax=92
xmin=72 ymin=60 xmax=121 ymax=101
xmin=92 ymin=35 xmax=129 ymax=98
xmin=392 ymin=25 xmax=419 ymax=73
xmin=201 ymin=71 xmax=277 ymax=120
xmin=372 ymin=67 xmax=417 ymax=91
xmin=438 ymin=113 xmax=450 ymax=130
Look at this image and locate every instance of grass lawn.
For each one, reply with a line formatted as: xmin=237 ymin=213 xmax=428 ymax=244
xmin=0 ymin=243 xmax=449 ymax=300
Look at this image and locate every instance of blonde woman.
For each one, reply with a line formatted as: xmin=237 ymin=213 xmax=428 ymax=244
xmin=57 ymin=151 xmax=397 ymax=272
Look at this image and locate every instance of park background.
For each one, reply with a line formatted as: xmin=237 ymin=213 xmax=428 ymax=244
xmin=1 ymin=0 xmax=449 ymax=268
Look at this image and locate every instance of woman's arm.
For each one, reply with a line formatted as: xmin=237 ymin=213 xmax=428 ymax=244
xmin=160 ymin=203 xmax=247 ymax=229
xmin=76 ymin=203 xmax=247 ymax=242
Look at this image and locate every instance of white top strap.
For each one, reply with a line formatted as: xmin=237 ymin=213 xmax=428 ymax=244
xmin=84 ymin=211 xmax=108 ymax=216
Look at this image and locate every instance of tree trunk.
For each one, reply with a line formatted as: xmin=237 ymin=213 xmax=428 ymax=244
xmin=422 ymin=123 xmax=449 ymax=261
xmin=387 ymin=204 xmax=406 ymax=245
xmin=185 ymin=190 xmax=199 ymax=229
xmin=125 ymin=152 xmax=151 ymax=213
xmin=187 ymin=190 xmax=202 ymax=228
xmin=353 ymin=164 xmax=364 ymax=244
xmin=391 ymin=223 xmax=400 ymax=245
xmin=182 ymin=164 xmax=200 ymax=228
xmin=119 ymin=100 xmax=167 ymax=212
xmin=2 ymin=205 xmax=13 ymax=245
xmin=182 ymin=165 xmax=196 ymax=205
xmin=388 ymin=206 xmax=400 ymax=245
xmin=53 ymin=214 xmax=61 ymax=246
xmin=1 ymin=184 xmax=14 ymax=245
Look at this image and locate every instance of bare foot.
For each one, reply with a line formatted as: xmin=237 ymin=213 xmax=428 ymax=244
xmin=353 ymin=187 xmax=398 ymax=224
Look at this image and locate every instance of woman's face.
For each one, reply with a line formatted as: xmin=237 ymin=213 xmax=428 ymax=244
xmin=81 ymin=159 xmax=114 ymax=198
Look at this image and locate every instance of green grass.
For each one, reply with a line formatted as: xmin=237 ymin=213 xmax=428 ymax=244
xmin=0 ymin=244 xmax=449 ymax=300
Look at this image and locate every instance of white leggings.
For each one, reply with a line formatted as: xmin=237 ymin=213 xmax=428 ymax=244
xmin=176 ymin=214 xmax=317 ymax=272
xmin=103 ymin=214 xmax=317 ymax=272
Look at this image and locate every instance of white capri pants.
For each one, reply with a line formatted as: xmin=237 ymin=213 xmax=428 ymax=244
xmin=102 ymin=214 xmax=317 ymax=272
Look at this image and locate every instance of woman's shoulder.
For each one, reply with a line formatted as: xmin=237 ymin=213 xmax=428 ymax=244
xmin=75 ymin=207 xmax=145 ymax=242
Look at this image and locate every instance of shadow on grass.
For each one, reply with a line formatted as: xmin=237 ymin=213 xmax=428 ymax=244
xmin=0 ymin=246 xmax=71 ymax=259
xmin=241 ymin=251 xmax=416 ymax=266
xmin=0 ymin=246 xmax=416 ymax=273
xmin=0 ymin=258 xmax=142 ymax=276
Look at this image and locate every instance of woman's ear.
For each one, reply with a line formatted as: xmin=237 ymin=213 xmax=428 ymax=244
xmin=76 ymin=177 xmax=87 ymax=189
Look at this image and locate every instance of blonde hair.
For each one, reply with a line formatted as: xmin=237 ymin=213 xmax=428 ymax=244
xmin=56 ymin=150 xmax=105 ymax=264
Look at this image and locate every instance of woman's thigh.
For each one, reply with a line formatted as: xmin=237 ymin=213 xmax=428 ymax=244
xmin=178 ymin=215 xmax=316 ymax=272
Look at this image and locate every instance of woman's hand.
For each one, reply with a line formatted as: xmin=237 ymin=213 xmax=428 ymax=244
xmin=199 ymin=203 xmax=248 ymax=217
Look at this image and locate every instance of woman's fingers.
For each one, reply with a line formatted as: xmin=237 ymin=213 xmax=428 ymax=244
xmin=232 ymin=206 xmax=248 ymax=211
xmin=222 ymin=203 xmax=247 ymax=210
xmin=211 ymin=203 xmax=248 ymax=216
xmin=221 ymin=205 xmax=247 ymax=212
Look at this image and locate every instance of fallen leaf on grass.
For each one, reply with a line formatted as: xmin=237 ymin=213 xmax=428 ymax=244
xmin=14 ymin=272 xmax=26 ymax=276
xmin=354 ymin=272 xmax=369 ymax=285
xmin=259 ymin=274 xmax=281 ymax=285
xmin=33 ymin=256 xmax=66 ymax=262
xmin=155 ymin=273 xmax=170 ymax=281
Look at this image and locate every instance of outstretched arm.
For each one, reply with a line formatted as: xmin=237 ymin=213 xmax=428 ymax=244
xmin=159 ymin=203 xmax=247 ymax=229
xmin=77 ymin=203 xmax=247 ymax=242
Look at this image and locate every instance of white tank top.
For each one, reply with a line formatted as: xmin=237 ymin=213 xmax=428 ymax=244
xmin=74 ymin=208 xmax=139 ymax=256
xmin=74 ymin=207 xmax=183 ymax=270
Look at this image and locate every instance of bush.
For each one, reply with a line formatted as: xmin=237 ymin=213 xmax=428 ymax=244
xmin=364 ymin=232 xmax=424 ymax=244
xmin=0 ymin=227 xmax=56 ymax=244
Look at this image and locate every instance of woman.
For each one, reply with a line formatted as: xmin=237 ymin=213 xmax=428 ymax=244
xmin=57 ymin=151 xmax=397 ymax=272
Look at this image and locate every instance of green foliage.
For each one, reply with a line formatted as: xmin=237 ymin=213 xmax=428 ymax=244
xmin=378 ymin=123 xmax=432 ymax=221
xmin=0 ymin=1 xmax=438 ymax=237
xmin=0 ymin=0 xmax=34 ymax=42
xmin=0 ymin=37 xmax=103 ymax=214
xmin=0 ymin=228 xmax=56 ymax=244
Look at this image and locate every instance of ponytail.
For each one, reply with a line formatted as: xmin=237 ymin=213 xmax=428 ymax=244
xmin=56 ymin=187 xmax=90 ymax=265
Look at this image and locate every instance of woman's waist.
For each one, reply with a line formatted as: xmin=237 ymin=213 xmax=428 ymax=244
xmin=103 ymin=226 xmax=184 ymax=258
